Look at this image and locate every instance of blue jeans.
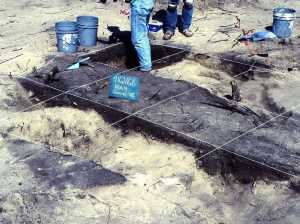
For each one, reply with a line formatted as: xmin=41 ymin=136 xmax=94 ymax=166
xmin=165 ymin=0 xmax=194 ymax=32
xmin=131 ymin=0 xmax=154 ymax=71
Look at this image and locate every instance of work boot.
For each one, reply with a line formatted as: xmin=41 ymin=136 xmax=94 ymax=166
xmin=182 ymin=29 xmax=193 ymax=37
xmin=163 ymin=30 xmax=174 ymax=40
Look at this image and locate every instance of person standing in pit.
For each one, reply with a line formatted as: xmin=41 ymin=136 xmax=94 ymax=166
xmin=124 ymin=0 xmax=154 ymax=72
xmin=163 ymin=0 xmax=194 ymax=40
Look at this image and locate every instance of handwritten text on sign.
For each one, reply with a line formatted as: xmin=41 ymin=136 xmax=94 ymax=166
xmin=109 ymin=73 xmax=140 ymax=101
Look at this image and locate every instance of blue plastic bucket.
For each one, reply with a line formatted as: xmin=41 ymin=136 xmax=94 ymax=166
xmin=55 ymin=21 xmax=78 ymax=53
xmin=272 ymin=8 xmax=296 ymax=39
xmin=77 ymin=16 xmax=99 ymax=47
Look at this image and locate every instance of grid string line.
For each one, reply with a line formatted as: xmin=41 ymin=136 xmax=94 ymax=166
xmin=1 ymin=49 xmax=186 ymax=116
xmin=1 ymin=44 xmax=299 ymax=178
xmin=140 ymin=110 xmax=299 ymax=178
xmin=152 ymin=42 xmax=297 ymax=76
xmin=66 ymin=63 xmax=261 ymax=148
xmin=5 ymin=41 xmax=297 ymax=129
xmin=152 ymin=42 xmax=300 ymax=123
xmin=44 ymin=69 xmax=299 ymax=178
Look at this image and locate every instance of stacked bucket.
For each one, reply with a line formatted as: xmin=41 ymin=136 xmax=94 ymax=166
xmin=55 ymin=16 xmax=99 ymax=53
xmin=272 ymin=8 xmax=296 ymax=39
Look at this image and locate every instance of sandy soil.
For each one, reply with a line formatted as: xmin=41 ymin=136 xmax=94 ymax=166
xmin=152 ymin=56 xmax=300 ymax=115
xmin=1 ymin=0 xmax=300 ymax=223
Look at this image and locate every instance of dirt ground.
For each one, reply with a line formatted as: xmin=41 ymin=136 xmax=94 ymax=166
xmin=1 ymin=0 xmax=300 ymax=223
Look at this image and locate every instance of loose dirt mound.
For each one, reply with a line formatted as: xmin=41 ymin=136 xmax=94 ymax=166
xmin=1 ymin=107 xmax=121 ymax=161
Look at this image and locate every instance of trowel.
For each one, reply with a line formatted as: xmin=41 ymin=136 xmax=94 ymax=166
xmin=67 ymin=57 xmax=92 ymax=70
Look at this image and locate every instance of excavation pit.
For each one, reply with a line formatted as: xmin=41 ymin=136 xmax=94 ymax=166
xmin=86 ymin=43 xmax=189 ymax=70
xmin=18 ymin=43 xmax=300 ymax=181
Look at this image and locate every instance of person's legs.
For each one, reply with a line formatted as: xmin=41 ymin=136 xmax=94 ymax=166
xmin=181 ymin=0 xmax=194 ymax=36
xmin=131 ymin=2 xmax=153 ymax=71
xmin=164 ymin=0 xmax=179 ymax=35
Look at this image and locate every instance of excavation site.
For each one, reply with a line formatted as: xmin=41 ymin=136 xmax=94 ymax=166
xmin=0 ymin=0 xmax=300 ymax=223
